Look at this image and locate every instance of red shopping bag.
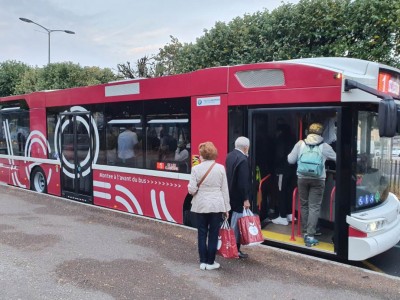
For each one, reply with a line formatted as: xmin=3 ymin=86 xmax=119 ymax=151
xmin=238 ymin=208 xmax=264 ymax=246
xmin=217 ymin=219 xmax=239 ymax=259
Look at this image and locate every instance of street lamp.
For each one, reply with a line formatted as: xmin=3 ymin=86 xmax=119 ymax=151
xmin=19 ymin=17 xmax=75 ymax=65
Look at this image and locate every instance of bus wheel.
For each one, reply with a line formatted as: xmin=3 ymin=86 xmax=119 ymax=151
xmin=31 ymin=168 xmax=47 ymax=193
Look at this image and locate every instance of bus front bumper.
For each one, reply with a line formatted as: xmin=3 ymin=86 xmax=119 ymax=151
xmin=348 ymin=217 xmax=400 ymax=261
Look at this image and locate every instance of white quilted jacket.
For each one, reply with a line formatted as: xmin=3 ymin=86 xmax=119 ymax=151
xmin=188 ymin=160 xmax=231 ymax=213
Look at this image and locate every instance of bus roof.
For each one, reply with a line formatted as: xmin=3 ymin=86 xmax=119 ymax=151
xmin=1 ymin=57 xmax=398 ymax=107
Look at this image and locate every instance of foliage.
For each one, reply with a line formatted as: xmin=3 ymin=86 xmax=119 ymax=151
xmin=116 ymin=56 xmax=152 ymax=79
xmin=2 ymin=0 xmax=400 ymax=90
xmin=152 ymin=36 xmax=186 ymax=76
xmin=14 ymin=68 xmax=40 ymax=95
xmin=0 ymin=61 xmax=118 ymax=97
xmin=35 ymin=63 xmax=117 ymax=91
xmin=136 ymin=56 xmax=151 ymax=78
xmin=116 ymin=37 xmax=186 ymax=79
xmin=117 ymin=61 xmax=136 ymax=79
xmin=128 ymin=0 xmax=400 ymax=75
xmin=0 ymin=61 xmax=32 ymax=97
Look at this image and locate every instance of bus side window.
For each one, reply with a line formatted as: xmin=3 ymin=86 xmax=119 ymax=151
xmin=144 ymin=98 xmax=191 ymax=173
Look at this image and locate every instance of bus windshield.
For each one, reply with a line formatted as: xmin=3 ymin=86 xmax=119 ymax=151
xmin=355 ymin=111 xmax=396 ymax=211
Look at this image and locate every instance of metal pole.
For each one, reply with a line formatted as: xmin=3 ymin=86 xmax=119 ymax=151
xmin=19 ymin=17 xmax=75 ymax=65
xmin=48 ymin=31 xmax=51 ymax=65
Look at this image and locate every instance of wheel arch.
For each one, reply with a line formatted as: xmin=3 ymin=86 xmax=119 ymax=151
xmin=30 ymin=165 xmax=48 ymax=193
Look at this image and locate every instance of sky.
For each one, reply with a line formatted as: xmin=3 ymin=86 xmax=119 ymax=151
xmin=0 ymin=0 xmax=299 ymax=71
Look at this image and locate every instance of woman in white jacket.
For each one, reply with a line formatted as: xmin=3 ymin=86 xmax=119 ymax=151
xmin=188 ymin=141 xmax=230 ymax=270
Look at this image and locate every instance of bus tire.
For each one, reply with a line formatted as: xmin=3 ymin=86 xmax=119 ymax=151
xmin=31 ymin=167 xmax=47 ymax=193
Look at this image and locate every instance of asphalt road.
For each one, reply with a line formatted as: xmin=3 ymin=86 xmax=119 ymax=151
xmin=0 ymin=185 xmax=399 ymax=300
xmin=362 ymin=242 xmax=400 ymax=277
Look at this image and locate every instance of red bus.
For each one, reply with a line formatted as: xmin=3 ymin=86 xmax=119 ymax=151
xmin=1 ymin=57 xmax=399 ymax=261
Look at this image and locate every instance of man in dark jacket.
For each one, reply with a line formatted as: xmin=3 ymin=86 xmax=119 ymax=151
xmin=225 ymin=136 xmax=251 ymax=258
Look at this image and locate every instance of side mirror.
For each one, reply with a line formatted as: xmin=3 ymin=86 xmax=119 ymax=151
xmin=378 ymin=98 xmax=397 ymax=137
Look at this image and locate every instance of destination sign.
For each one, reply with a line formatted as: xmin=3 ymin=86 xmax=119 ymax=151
xmin=378 ymin=69 xmax=400 ymax=98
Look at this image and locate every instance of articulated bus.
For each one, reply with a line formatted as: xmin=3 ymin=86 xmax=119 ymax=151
xmin=1 ymin=57 xmax=399 ymax=261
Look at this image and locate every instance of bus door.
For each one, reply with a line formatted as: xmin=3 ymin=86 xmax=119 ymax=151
xmin=249 ymin=109 xmax=299 ymax=224
xmin=60 ymin=112 xmax=93 ymax=203
xmin=248 ymin=108 xmax=338 ymax=255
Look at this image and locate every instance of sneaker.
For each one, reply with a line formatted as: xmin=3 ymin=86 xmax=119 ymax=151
xmin=304 ymin=235 xmax=319 ymax=247
xmin=272 ymin=216 xmax=289 ymax=226
xmin=199 ymin=263 xmax=207 ymax=270
xmin=238 ymin=251 xmax=249 ymax=259
xmin=206 ymin=262 xmax=220 ymax=270
xmin=286 ymin=214 xmax=297 ymax=222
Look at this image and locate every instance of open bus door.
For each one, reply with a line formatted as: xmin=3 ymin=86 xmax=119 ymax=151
xmin=59 ymin=112 xmax=94 ymax=203
xmin=248 ymin=107 xmax=341 ymax=258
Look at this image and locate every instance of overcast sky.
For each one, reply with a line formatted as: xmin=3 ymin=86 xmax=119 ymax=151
xmin=0 ymin=0 xmax=299 ymax=71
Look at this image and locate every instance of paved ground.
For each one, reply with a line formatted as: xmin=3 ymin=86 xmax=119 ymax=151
xmin=0 ymin=185 xmax=399 ymax=300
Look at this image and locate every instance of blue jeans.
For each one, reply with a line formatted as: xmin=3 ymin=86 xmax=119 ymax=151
xmin=196 ymin=212 xmax=223 ymax=264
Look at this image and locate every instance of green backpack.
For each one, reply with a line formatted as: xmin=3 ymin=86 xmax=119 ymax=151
xmin=297 ymin=141 xmax=324 ymax=177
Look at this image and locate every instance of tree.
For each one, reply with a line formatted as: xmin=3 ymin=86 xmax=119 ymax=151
xmin=1 ymin=61 xmax=119 ymax=96
xmin=0 ymin=61 xmax=32 ymax=97
xmin=149 ymin=0 xmax=400 ymax=74
xmin=14 ymin=68 xmax=40 ymax=95
xmin=152 ymin=36 xmax=185 ymax=76
xmin=117 ymin=61 xmax=136 ymax=79
xmin=37 ymin=62 xmax=118 ymax=90
xmin=344 ymin=0 xmax=400 ymax=65
xmin=136 ymin=56 xmax=151 ymax=78
xmin=117 ymin=56 xmax=153 ymax=79
xmin=81 ymin=66 xmax=117 ymax=86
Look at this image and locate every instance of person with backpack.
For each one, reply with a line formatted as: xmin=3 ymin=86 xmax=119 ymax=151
xmin=287 ymin=123 xmax=336 ymax=247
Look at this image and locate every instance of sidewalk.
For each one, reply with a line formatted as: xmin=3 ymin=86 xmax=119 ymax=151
xmin=0 ymin=185 xmax=399 ymax=300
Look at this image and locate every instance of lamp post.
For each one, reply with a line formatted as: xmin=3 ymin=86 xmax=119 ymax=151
xmin=19 ymin=17 xmax=75 ymax=65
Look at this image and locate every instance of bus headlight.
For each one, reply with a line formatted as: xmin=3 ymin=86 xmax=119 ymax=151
xmin=347 ymin=215 xmax=386 ymax=234
xmin=365 ymin=219 xmax=386 ymax=232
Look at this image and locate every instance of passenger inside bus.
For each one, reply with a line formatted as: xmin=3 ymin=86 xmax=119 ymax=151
xmin=175 ymin=140 xmax=189 ymax=162
xmin=117 ymin=126 xmax=138 ymax=166
xmin=174 ymin=140 xmax=190 ymax=173
xmin=106 ymin=127 xmax=118 ymax=165
xmin=158 ymin=128 xmax=177 ymax=161
xmin=271 ymin=118 xmax=297 ymax=226
xmin=288 ymin=122 xmax=336 ymax=247
xmin=147 ymin=128 xmax=160 ymax=151
xmin=322 ymin=112 xmax=337 ymax=149
xmin=17 ymin=127 xmax=28 ymax=154
xmin=302 ymin=114 xmax=337 ymax=232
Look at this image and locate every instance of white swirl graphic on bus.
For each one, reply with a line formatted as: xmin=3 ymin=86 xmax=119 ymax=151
xmin=2 ymin=119 xmax=54 ymax=188
xmin=24 ymin=130 xmax=53 ymax=186
xmin=54 ymin=106 xmax=99 ymax=179
xmin=93 ymin=180 xmax=175 ymax=222
xmin=151 ymin=189 xmax=176 ymax=222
